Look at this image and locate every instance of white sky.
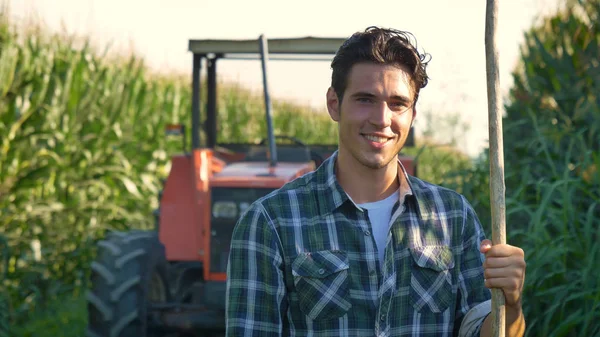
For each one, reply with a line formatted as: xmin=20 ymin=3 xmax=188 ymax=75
xmin=6 ymin=0 xmax=562 ymax=156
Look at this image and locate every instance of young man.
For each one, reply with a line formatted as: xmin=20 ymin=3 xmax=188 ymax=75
xmin=225 ymin=26 xmax=526 ymax=336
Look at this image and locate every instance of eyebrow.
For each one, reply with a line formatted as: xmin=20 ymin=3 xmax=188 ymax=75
xmin=350 ymin=91 xmax=412 ymax=104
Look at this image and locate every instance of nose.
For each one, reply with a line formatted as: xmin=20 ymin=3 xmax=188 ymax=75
xmin=369 ymin=101 xmax=393 ymax=128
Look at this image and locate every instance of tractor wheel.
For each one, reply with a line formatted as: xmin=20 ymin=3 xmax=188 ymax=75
xmin=86 ymin=230 xmax=170 ymax=337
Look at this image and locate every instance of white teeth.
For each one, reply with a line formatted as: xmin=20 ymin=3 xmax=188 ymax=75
xmin=364 ymin=135 xmax=388 ymax=143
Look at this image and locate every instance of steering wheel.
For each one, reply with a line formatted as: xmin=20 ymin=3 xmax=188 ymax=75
xmin=258 ymin=135 xmax=324 ymax=167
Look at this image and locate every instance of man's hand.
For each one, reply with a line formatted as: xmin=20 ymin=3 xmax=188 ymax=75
xmin=478 ymin=239 xmax=527 ymax=337
xmin=480 ymin=239 xmax=526 ymax=309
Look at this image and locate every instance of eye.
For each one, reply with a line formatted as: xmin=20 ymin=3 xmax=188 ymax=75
xmin=357 ymin=97 xmax=374 ymax=103
xmin=390 ymin=101 xmax=408 ymax=108
xmin=389 ymin=101 xmax=411 ymax=113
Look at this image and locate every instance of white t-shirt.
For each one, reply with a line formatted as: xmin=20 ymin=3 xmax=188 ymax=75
xmin=357 ymin=190 xmax=399 ymax=266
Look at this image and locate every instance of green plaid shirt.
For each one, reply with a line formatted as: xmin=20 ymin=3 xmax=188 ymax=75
xmin=226 ymin=151 xmax=491 ymax=336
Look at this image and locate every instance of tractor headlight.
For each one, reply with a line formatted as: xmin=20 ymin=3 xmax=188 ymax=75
xmin=212 ymin=201 xmax=238 ymax=219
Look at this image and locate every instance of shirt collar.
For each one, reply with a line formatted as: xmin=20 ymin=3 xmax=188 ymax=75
xmin=317 ymin=150 xmax=420 ymax=215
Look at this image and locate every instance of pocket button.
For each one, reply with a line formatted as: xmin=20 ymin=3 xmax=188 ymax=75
xmin=318 ymin=268 xmax=325 ymax=275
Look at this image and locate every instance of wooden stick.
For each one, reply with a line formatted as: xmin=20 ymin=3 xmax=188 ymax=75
xmin=485 ymin=1 xmax=506 ymax=337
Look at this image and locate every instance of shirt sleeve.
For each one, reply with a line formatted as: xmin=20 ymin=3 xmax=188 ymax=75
xmin=225 ymin=202 xmax=287 ymax=336
xmin=459 ymin=300 xmax=491 ymax=337
xmin=455 ymin=196 xmax=492 ymax=337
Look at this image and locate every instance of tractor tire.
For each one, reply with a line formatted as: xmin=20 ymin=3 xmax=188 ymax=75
xmin=86 ymin=230 xmax=170 ymax=337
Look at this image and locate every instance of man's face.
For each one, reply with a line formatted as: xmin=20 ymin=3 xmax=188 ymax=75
xmin=327 ymin=62 xmax=416 ymax=170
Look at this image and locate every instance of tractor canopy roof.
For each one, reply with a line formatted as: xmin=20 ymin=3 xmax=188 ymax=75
xmin=188 ymin=36 xmax=347 ymax=60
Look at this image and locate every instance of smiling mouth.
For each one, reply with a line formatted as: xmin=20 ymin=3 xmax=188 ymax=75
xmin=363 ymin=134 xmax=392 ymax=143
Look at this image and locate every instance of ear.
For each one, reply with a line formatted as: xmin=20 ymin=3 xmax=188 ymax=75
xmin=326 ymin=87 xmax=340 ymax=122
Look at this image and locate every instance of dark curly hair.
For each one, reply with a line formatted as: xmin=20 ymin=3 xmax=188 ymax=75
xmin=331 ymin=26 xmax=431 ymax=104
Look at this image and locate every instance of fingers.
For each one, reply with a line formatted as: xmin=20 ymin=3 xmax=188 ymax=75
xmin=484 ymin=276 xmax=523 ymax=305
xmin=480 ymin=241 xmax=525 ymax=259
xmin=484 ymin=256 xmax=526 ymax=269
xmin=484 ymin=276 xmax=521 ymax=291
xmin=482 ymin=247 xmax=526 ymax=283
xmin=479 ymin=239 xmax=492 ymax=254
xmin=481 ymin=241 xmax=527 ymax=308
xmin=483 ymin=265 xmax=524 ymax=280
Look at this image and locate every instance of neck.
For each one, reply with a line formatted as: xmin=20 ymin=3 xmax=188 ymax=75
xmin=335 ymin=149 xmax=399 ymax=204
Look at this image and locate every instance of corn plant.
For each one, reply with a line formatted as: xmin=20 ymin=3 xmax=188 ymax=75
xmin=0 ymin=8 xmax=340 ymax=330
xmin=0 ymin=11 xmax=190 ymax=326
xmin=446 ymin=1 xmax=600 ymax=335
xmin=0 ymin=234 xmax=8 ymax=337
xmin=0 ymin=5 xmax=475 ymax=335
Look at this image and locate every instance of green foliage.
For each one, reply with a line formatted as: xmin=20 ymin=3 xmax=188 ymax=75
xmin=446 ymin=1 xmax=600 ymax=335
xmin=10 ymin=295 xmax=86 ymax=337
xmin=403 ymin=140 xmax=473 ymax=187
xmin=0 ymin=15 xmax=184 ymax=328
xmin=0 ymin=286 xmax=8 ymax=337
xmin=505 ymin=0 xmax=599 ymax=190
xmin=0 ymin=5 xmax=473 ymax=336
xmin=503 ymin=2 xmax=600 ymax=334
xmin=216 ymin=83 xmax=338 ymax=144
xmin=0 ymin=233 xmax=8 ymax=337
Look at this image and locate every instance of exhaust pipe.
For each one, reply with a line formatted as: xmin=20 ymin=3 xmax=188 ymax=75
xmin=258 ymin=34 xmax=277 ymax=167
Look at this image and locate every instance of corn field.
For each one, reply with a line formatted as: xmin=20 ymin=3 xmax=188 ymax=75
xmin=501 ymin=1 xmax=600 ymax=334
xmin=2 ymin=1 xmax=599 ymax=336
xmin=0 ymin=14 xmax=185 ymax=332
xmin=443 ymin=1 xmax=600 ymax=335
xmin=0 ymin=7 xmax=343 ymax=333
xmin=2 ymin=6 xmax=474 ymax=335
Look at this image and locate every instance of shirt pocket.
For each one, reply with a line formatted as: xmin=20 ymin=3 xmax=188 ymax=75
xmin=291 ymin=250 xmax=352 ymax=321
xmin=409 ymin=245 xmax=455 ymax=313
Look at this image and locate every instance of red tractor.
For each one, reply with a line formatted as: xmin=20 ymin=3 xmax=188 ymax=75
xmin=85 ymin=35 xmax=417 ymax=337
